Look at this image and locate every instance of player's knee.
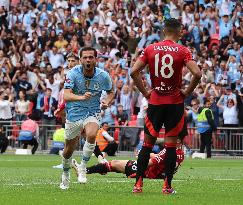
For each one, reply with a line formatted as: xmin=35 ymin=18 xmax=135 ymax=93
xmin=63 ymin=147 xmax=74 ymax=158
xmin=85 ymin=131 xmax=97 ymax=143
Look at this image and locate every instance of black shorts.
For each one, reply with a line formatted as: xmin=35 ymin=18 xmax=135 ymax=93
xmin=144 ymin=103 xmax=188 ymax=139
xmin=125 ymin=160 xmax=137 ymax=177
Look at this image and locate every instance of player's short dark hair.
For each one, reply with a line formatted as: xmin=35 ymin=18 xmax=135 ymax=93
xmin=79 ymin=47 xmax=97 ymax=58
xmin=164 ymin=18 xmax=182 ymax=33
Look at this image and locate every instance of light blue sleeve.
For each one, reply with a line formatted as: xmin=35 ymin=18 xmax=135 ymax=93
xmin=64 ymin=69 xmax=75 ymax=90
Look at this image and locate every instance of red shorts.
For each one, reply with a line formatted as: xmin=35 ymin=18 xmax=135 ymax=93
xmin=144 ymin=103 xmax=187 ymax=139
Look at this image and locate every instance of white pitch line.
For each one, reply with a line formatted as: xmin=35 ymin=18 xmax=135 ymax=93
xmin=0 ymin=159 xmax=59 ymax=162
xmin=3 ymin=180 xmax=131 ymax=187
xmin=213 ymin=179 xmax=242 ymax=181
xmin=106 ymin=180 xmax=130 ymax=183
xmin=4 ymin=179 xmax=241 ymax=187
xmin=173 ymin=179 xmax=187 ymax=182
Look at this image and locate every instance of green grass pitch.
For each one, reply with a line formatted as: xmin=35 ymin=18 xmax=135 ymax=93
xmin=0 ymin=155 xmax=243 ymax=205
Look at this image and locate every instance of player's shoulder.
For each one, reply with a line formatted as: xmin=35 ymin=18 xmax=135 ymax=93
xmin=67 ymin=65 xmax=82 ymax=76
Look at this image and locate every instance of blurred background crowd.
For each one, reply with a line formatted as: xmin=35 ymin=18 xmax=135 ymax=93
xmin=0 ymin=0 xmax=242 ymax=132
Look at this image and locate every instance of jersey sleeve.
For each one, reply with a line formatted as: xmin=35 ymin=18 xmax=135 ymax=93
xmin=64 ymin=70 xmax=75 ymax=90
xmin=102 ymin=71 xmax=113 ymax=91
xmin=183 ymin=47 xmax=193 ymax=64
xmin=138 ymin=47 xmax=149 ymax=65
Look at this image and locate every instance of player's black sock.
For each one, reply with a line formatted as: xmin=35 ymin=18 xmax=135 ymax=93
xmin=135 ymin=146 xmax=152 ymax=184
xmin=93 ymin=145 xmax=104 ymax=158
xmin=86 ymin=163 xmax=108 ymax=174
xmin=164 ymin=147 xmax=177 ymax=188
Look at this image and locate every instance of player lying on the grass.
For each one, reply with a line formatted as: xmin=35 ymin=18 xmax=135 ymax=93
xmin=72 ymin=142 xmax=184 ymax=180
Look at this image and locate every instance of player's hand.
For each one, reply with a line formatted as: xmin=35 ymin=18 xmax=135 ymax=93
xmin=80 ymin=92 xmax=92 ymax=100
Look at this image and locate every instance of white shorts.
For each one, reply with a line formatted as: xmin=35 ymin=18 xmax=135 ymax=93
xmin=64 ymin=113 xmax=101 ymax=140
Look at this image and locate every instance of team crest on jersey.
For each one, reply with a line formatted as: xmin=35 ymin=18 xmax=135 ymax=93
xmin=94 ymin=82 xmax=100 ymax=90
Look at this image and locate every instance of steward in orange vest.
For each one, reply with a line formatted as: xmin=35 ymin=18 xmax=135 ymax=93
xmin=96 ymin=122 xmax=118 ymax=156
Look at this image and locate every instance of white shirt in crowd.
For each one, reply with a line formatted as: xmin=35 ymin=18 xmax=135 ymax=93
xmin=137 ymin=97 xmax=148 ymax=119
xmin=15 ymin=100 xmax=30 ymax=114
xmin=48 ymin=51 xmax=65 ymax=69
xmin=27 ymin=71 xmax=38 ymax=89
xmin=109 ymin=48 xmax=120 ymax=59
xmin=182 ymin=12 xmax=194 ymax=26
xmin=45 ymin=79 xmax=61 ymax=101
xmin=0 ymin=0 xmax=9 ymax=10
xmin=120 ymin=92 xmax=132 ymax=111
xmin=169 ymin=1 xmax=181 ymax=19
xmin=0 ymin=100 xmax=13 ymax=119
xmin=23 ymin=52 xmax=35 ymax=66
xmin=223 ymin=105 xmax=238 ymax=125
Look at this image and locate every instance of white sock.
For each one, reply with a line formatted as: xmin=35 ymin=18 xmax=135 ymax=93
xmin=62 ymin=155 xmax=72 ymax=173
xmin=81 ymin=141 xmax=95 ymax=168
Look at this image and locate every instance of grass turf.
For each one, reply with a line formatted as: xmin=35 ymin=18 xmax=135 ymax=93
xmin=0 ymin=155 xmax=243 ymax=205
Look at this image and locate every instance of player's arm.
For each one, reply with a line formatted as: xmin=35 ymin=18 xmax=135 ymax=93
xmin=150 ymin=153 xmax=156 ymax=158
xmin=64 ymin=89 xmax=91 ymax=102
xmin=147 ymin=153 xmax=157 ymax=167
xmin=64 ymin=69 xmax=91 ymax=102
xmin=130 ymin=59 xmax=151 ymax=99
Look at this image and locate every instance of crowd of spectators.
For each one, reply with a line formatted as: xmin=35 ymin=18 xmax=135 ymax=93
xmin=0 ymin=0 xmax=242 ymax=134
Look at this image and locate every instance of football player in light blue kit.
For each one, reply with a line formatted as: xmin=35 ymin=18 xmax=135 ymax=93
xmin=60 ymin=47 xmax=114 ymax=190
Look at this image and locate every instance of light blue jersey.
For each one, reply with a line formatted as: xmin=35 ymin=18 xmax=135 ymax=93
xmin=64 ymin=65 xmax=112 ymax=122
